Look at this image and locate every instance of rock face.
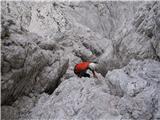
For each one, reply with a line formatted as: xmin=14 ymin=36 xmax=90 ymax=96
xmin=1 ymin=17 xmax=69 ymax=105
xmin=30 ymin=75 xmax=122 ymax=120
xmin=1 ymin=1 xmax=160 ymax=120
xmin=27 ymin=59 xmax=160 ymax=120
xmin=106 ymin=59 xmax=160 ymax=120
xmin=1 ymin=106 xmax=19 ymax=120
xmin=99 ymin=1 xmax=160 ymax=75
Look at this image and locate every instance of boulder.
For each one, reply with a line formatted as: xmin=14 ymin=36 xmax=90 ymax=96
xmin=30 ymin=76 xmax=121 ymax=120
xmin=105 ymin=59 xmax=160 ymax=120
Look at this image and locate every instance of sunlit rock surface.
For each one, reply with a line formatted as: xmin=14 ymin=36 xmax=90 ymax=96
xmin=1 ymin=1 xmax=160 ymax=120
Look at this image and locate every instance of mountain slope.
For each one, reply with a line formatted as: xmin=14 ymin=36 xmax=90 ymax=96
xmin=1 ymin=1 xmax=160 ymax=120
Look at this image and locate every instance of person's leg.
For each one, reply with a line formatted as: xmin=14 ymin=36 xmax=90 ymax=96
xmin=79 ymin=72 xmax=90 ymax=78
xmin=83 ymin=73 xmax=90 ymax=78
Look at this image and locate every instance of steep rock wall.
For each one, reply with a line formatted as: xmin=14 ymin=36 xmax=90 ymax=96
xmin=1 ymin=1 xmax=160 ymax=120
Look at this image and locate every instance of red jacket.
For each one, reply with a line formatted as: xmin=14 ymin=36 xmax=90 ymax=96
xmin=74 ymin=62 xmax=91 ymax=74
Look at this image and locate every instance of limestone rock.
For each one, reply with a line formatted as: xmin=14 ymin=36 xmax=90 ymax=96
xmin=1 ymin=106 xmax=19 ymax=120
xmin=99 ymin=2 xmax=160 ymax=75
xmin=1 ymin=19 xmax=68 ymax=105
xmin=105 ymin=59 xmax=160 ymax=120
xmin=1 ymin=1 xmax=160 ymax=120
xmin=30 ymin=76 xmax=121 ymax=120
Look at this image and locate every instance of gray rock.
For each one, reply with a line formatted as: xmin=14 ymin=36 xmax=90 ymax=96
xmin=99 ymin=2 xmax=160 ymax=76
xmin=1 ymin=21 xmax=68 ymax=105
xmin=30 ymin=75 xmax=121 ymax=120
xmin=1 ymin=1 xmax=160 ymax=120
xmin=39 ymin=39 xmax=60 ymax=51
xmin=2 ymin=45 xmax=26 ymax=69
xmin=37 ymin=57 xmax=69 ymax=94
xmin=1 ymin=106 xmax=19 ymax=120
xmin=1 ymin=60 xmax=11 ymax=73
xmin=105 ymin=59 xmax=160 ymax=120
xmin=13 ymin=96 xmax=35 ymax=112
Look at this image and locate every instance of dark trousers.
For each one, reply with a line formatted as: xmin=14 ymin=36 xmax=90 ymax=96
xmin=78 ymin=72 xmax=90 ymax=78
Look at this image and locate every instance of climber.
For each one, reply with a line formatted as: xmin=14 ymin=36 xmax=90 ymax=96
xmin=74 ymin=61 xmax=98 ymax=78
